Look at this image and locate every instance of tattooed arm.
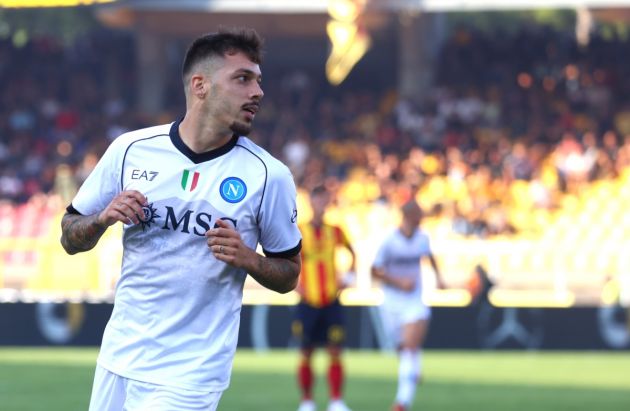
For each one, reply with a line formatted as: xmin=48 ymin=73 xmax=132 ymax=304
xmin=247 ymin=254 xmax=301 ymax=294
xmin=60 ymin=190 xmax=147 ymax=255
xmin=60 ymin=213 xmax=108 ymax=255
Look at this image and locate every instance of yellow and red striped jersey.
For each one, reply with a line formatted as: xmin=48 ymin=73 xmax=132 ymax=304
xmin=298 ymin=222 xmax=351 ymax=308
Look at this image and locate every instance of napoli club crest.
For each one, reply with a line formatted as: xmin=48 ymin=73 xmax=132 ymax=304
xmin=220 ymin=177 xmax=247 ymax=203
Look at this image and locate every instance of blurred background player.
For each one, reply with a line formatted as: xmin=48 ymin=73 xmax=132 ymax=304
xmin=293 ymin=185 xmax=356 ymax=411
xmin=371 ymin=200 xmax=445 ymax=411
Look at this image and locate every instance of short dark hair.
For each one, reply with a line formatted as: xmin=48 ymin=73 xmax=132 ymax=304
xmin=182 ymin=27 xmax=264 ymax=83
xmin=401 ymin=200 xmax=422 ymax=217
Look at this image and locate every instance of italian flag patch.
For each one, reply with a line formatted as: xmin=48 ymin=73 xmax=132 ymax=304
xmin=181 ymin=169 xmax=200 ymax=192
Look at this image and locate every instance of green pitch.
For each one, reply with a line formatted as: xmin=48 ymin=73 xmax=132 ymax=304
xmin=0 ymin=348 xmax=629 ymax=411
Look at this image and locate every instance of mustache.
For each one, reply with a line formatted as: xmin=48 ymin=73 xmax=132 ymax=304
xmin=241 ymin=102 xmax=260 ymax=112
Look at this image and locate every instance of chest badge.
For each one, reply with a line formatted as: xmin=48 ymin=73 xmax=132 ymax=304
xmin=220 ymin=177 xmax=247 ymax=203
xmin=181 ymin=169 xmax=200 ymax=192
xmin=138 ymin=202 xmax=160 ymax=231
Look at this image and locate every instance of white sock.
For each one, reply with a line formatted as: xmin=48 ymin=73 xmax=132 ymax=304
xmin=395 ymin=349 xmax=421 ymax=406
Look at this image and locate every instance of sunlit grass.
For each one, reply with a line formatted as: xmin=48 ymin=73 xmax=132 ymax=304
xmin=1 ymin=348 xmax=628 ymax=411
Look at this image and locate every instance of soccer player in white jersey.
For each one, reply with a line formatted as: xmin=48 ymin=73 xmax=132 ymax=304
xmin=60 ymin=28 xmax=302 ymax=411
xmin=371 ymin=200 xmax=445 ymax=411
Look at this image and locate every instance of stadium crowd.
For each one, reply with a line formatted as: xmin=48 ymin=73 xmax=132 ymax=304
xmin=2 ymin=24 xmax=630 ymax=240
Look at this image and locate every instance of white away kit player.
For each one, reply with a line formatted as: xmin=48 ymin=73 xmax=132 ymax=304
xmin=61 ymin=29 xmax=302 ymax=411
xmin=371 ymin=200 xmax=444 ymax=411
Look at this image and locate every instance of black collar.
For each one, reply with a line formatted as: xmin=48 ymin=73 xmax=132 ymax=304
xmin=169 ymin=118 xmax=239 ymax=164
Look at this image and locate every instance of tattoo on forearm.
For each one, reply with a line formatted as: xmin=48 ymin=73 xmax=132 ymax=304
xmin=60 ymin=213 xmax=107 ymax=254
xmin=251 ymin=255 xmax=300 ymax=294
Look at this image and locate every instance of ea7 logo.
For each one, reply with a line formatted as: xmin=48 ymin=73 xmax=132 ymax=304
xmin=131 ymin=169 xmax=159 ymax=181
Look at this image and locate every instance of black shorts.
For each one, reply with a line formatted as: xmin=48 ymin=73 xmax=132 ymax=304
xmin=292 ymin=299 xmax=345 ymax=348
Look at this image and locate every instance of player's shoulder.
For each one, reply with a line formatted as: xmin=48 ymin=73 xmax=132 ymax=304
xmin=110 ymin=123 xmax=171 ymax=149
xmin=235 ymin=137 xmax=292 ymax=178
xmin=302 ymin=222 xmax=342 ymax=234
xmin=326 ymin=223 xmax=344 ymax=233
xmin=379 ymin=229 xmax=399 ymax=246
xmin=388 ymin=228 xmax=403 ymax=239
xmin=414 ymin=229 xmax=432 ymax=249
xmin=298 ymin=223 xmax=313 ymax=237
xmin=415 ymin=229 xmax=430 ymax=241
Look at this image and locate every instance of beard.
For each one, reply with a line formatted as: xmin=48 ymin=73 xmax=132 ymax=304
xmin=230 ymin=120 xmax=252 ymax=136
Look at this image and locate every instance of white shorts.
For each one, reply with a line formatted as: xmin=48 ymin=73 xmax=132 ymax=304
xmin=380 ymin=302 xmax=431 ymax=347
xmin=89 ymin=365 xmax=223 ymax=411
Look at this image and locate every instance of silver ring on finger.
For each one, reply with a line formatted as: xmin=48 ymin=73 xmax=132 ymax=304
xmin=219 ymin=246 xmax=224 ymax=254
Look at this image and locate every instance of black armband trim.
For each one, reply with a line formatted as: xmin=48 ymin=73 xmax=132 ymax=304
xmin=66 ymin=204 xmax=83 ymax=215
xmin=263 ymin=240 xmax=302 ymax=258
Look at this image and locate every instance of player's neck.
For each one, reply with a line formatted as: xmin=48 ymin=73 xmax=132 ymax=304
xmin=179 ymin=111 xmax=233 ymax=153
xmin=399 ymin=225 xmax=416 ymax=238
xmin=311 ymin=216 xmax=324 ymax=227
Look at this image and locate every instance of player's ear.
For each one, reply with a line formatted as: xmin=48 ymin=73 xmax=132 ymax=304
xmin=190 ymin=74 xmax=207 ymax=99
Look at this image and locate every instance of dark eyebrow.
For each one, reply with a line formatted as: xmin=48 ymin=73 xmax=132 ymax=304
xmin=234 ymin=69 xmax=260 ymax=78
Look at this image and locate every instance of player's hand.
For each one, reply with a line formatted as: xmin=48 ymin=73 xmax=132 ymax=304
xmin=206 ymin=218 xmax=256 ymax=267
xmin=394 ymin=277 xmax=416 ymax=292
xmin=97 ymin=190 xmax=147 ymax=227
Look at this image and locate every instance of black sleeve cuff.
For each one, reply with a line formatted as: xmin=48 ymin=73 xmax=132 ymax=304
xmin=263 ymin=239 xmax=302 ymax=258
xmin=66 ymin=204 xmax=83 ymax=215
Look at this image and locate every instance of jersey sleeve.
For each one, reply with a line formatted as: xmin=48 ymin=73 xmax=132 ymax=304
xmin=421 ymin=233 xmax=433 ymax=257
xmin=70 ymin=138 xmax=124 ymax=216
xmin=372 ymin=237 xmax=389 ymax=269
xmin=258 ymin=165 xmax=302 ymax=258
xmin=334 ymin=226 xmax=352 ymax=248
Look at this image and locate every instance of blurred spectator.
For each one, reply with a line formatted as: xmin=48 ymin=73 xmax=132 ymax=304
xmin=3 ymin=23 xmax=630 ymax=244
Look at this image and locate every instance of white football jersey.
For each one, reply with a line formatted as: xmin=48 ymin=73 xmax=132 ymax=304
xmin=372 ymin=228 xmax=432 ymax=308
xmin=70 ymin=121 xmax=302 ymax=392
